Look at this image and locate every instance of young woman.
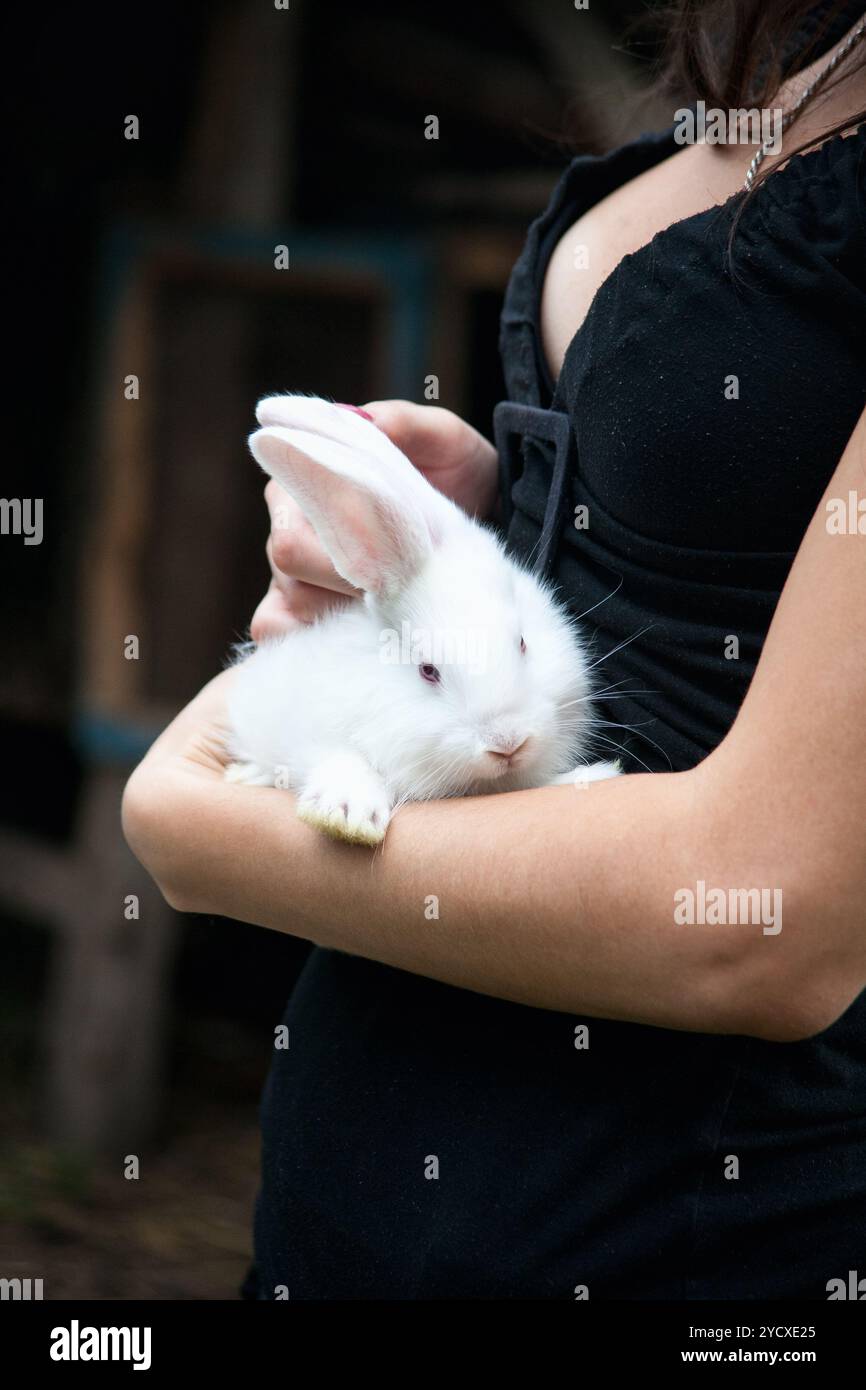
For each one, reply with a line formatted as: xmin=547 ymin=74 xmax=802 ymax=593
xmin=124 ymin=0 xmax=866 ymax=1298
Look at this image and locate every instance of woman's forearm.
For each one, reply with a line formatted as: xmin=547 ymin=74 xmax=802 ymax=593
xmin=124 ymin=405 xmax=866 ymax=1047
xmin=123 ymin=751 xmax=829 ymax=1043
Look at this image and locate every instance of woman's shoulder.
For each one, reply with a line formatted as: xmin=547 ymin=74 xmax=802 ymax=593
xmin=751 ymin=124 xmax=866 ymax=261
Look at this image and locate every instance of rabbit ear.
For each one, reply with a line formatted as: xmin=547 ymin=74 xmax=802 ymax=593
xmin=249 ymin=424 xmax=437 ymax=598
xmin=255 ymin=396 xmax=456 ymax=528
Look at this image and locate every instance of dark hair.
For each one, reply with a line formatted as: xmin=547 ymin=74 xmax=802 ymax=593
xmin=653 ymin=0 xmax=865 ymax=184
xmin=644 ymin=0 xmax=865 ymax=264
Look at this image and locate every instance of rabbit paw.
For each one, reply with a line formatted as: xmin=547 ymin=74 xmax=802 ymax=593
xmin=551 ymin=759 xmax=622 ymax=787
xmin=225 ymin=760 xmax=274 ymax=786
xmin=297 ymin=755 xmax=392 ymax=846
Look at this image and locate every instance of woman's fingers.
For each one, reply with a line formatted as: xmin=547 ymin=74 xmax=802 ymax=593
xmin=264 ymin=480 xmax=357 ymax=597
xmin=250 ymin=581 xmax=300 ymax=641
xmin=250 ymin=578 xmax=348 ymax=641
xmin=360 ymin=400 xmax=459 ymax=467
xmin=360 ymin=400 xmax=498 ymax=517
xmin=256 ymin=480 xmax=358 ymax=634
xmin=254 ymin=401 xmax=497 ymax=641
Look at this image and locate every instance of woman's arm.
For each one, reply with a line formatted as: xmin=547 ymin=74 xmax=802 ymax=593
xmin=123 ymin=405 xmax=866 ymax=1044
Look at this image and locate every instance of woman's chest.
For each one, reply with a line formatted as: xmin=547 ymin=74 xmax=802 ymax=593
xmin=533 ymin=152 xmax=865 ymax=555
xmin=539 ymin=141 xmax=750 ymax=384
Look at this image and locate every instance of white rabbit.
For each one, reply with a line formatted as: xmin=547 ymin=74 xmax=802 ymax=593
xmin=226 ymin=395 xmax=620 ymax=844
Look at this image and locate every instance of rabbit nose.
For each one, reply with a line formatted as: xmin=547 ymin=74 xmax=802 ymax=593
xmin=486 ymin=737 xmax=529 ymax=762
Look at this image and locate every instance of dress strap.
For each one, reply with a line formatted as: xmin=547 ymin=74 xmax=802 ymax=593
xmin=493 ymin=400 xmax=576 ymax=577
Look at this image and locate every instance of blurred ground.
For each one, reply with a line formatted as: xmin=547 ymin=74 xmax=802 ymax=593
xmin=0 ymin=1114 xmax=259 ymax=1301
xmin=1 ymin=929 xmax=268 ymax=1300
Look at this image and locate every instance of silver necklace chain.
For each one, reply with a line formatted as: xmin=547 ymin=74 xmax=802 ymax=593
xmin=743 ymin=14 xmax=866 ymax=190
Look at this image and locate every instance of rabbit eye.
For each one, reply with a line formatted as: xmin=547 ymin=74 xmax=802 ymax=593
xmin=519 ymin=636 xmax=527 ymax=654
xmin=420 ymin=663 xmax=441 ymax=685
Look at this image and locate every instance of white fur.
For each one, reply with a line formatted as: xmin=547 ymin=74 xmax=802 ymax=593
xmin=226 ymin=395 xmax=620 ymax=844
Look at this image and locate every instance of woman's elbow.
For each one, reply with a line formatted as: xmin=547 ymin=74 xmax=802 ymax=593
xmin=734 ymin=934 xmax=862 ymax=1044
xmin=121 ymin=766 xmax=198 ymax=914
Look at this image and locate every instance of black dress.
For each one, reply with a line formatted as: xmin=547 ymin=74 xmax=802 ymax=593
xmin=243 ymin=69 xmax=866 ymax=1301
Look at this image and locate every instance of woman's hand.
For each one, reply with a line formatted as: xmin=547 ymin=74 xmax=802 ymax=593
xmin=250 ymin=400 xmax=499 ymax=639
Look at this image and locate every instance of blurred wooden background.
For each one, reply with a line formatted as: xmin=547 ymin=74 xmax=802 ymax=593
xmin=0 ymin=0 xmax=662 ymax=1296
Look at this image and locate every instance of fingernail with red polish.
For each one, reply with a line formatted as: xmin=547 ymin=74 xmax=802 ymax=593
xmin=335 ymin=402 xmax=375 ymax=421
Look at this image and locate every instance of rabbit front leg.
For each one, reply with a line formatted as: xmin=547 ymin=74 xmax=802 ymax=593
xmin=225 ymin=760 xmax=275 ymax=786
xmin=297 ymin=751 xmax=392 ymax=846
xmin=550 ymin=759 xmax=622 ymax=787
